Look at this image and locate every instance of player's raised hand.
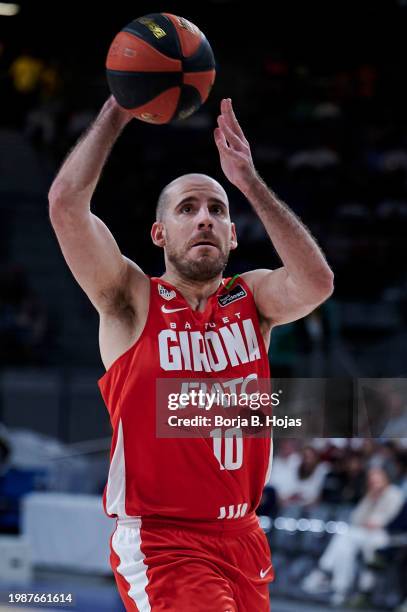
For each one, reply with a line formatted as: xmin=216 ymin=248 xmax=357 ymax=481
xmin=214 ymin=98 xmax=256 ymax=193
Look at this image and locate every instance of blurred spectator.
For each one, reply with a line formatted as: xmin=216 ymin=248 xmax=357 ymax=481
xmin=302 ymin=466 xmax=404 ymax=605
xmin=6 ymin=50 xmax=62 ymax=130
xmin=0 ymin=263 xmax=48 ymax=365
xmin=350 ymin=498 xmax=407 ymax=608
xmin=293 ymin=446 xmax=330 ymax=506
xmin=266 ymin=439 xmax=301 ymax=502
xmin=0 ymin=424 xmax=12 ymax=529
xmin=0 ymin=424 xmax=11 ymax=476
xmin=380 ymin=384 xmax=407 ymax=438
xmin=398 ymin=451 xmax=407 ymax=497
xmin=368 ymin=440 xmax=401 ymax=480
xmin=342 ymin=453 xmax=366 ymax=503
xmin=359 ymin=438 xmax=377 ymax=464
xmin=270 ymin=443 xmax=330 ymax=507
xmin=25 ymin=99 xmax=61 ymax=154
xmin=9 ymin=51 xmax=44 ymax=96
xmin=7 ymin=50 xmax=45 ymax=122
xmin=322 ymin=450 xmax=365 ymax=505
xmin=257 ymin=482 xmax=279 ymax=519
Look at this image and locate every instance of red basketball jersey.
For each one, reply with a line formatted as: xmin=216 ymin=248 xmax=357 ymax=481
xmin=98 ymin=274 xmax=273 ymax=521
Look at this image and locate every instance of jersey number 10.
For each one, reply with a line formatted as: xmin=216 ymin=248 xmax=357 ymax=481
xmin=210 ymin=427 xmax=243 ymax=471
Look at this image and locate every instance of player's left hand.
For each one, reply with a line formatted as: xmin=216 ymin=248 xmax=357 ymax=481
xmin=214 ymin=98 xmax=257 ymax=193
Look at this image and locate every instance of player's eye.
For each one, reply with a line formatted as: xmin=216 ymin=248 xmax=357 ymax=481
xmin=181 ymin=204 xmax=193 ymax=213
xmin=211 ymin=205 xmax=223 ymax=214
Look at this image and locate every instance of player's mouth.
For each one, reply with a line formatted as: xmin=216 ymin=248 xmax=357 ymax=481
xmin=191 ymin=240 xmax=219 ymax=249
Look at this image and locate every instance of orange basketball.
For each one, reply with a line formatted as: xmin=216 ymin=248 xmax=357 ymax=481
xmin=106 ymin=13 xmax=216 ymax=124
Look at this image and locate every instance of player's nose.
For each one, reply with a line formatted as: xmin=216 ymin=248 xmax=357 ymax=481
xmin=196 ymin=205 xmax=213 ymax=229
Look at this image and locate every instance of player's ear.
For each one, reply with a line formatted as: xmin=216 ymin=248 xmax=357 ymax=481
xmin=230 ymin=222 xmax=238 ymax=250
xmin=151 ymin=222 xmax=166 ymax=247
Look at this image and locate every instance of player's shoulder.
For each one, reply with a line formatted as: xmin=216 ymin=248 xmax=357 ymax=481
xmin=125 ymin=257 xmax=149 ymax=286
xmin=239 ymin=270 xmax=275 ymax=334
xmin=239 ymin=269 xmax=274 ymax=293
xmin=122 ymin=257 xmax=150 ymax=311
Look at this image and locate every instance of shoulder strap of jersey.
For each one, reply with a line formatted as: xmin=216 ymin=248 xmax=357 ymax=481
xmin=225 ymin=273 xmax=240 ymax=290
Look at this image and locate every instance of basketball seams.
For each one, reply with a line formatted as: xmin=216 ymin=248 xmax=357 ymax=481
xmin=132 ymin=87 xmax=181 ymax=124
xmin=172 ymin=85 xmax=202 ymax=122
xmin=160 ymin=14 xmax=182 ymax=59
xmin=182 ymin=36 xmax=216 ymax=73
xmin=163 ymin=13 xmax=203 ymax=58
xmin=106 ymin=72 xmax=182 ymax=110
xmin=107 ymin=31 xmax=182 ymax=73
xmin=183 ymin=70 xmax=216 ymax=104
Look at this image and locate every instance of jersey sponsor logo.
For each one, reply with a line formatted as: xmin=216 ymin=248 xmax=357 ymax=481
xmin=158 ymin=318 xmax=261 ymax=371
xmin=218 ymin=284 xmax=247 ymax=307
xmin=161 ymin=305 xmax=189 ymax=314
xmin=158 ymin=284 xmax=176 ymax=301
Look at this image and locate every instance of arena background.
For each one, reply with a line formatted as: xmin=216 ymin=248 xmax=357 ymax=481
xmin=0 ymin=0 xmax=406 ymax=610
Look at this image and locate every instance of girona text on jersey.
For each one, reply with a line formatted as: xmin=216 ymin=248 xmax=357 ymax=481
xmin=158 ymin=315 xmax=260 ymax=371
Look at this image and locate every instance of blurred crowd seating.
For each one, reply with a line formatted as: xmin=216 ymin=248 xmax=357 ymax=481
xmin=257 ymin=438 xmax=407 ymax=609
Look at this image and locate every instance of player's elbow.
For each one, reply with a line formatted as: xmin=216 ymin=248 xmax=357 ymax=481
xmin=315 ymin=268 xmax=334 ymax=301
xmin=48 ymin=182 xmax=68 ymax=221
xmin=49 ymin=199 xmax=64 ymax=230
xmin=48 ymin=182 xmax=88 ymax=227
xmin=302 ymin=268 xmax=334 ymax=305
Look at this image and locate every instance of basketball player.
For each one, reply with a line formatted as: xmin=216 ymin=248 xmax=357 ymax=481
xmin=49 ymin=96 xmax=333 ymax=611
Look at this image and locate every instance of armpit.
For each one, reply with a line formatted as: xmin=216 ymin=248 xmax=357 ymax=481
xmin=99 ymin=285 xmax=136 ymax=324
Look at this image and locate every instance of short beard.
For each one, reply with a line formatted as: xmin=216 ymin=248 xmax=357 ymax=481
xmin=166 ymin=247 xmax=229 ymax=281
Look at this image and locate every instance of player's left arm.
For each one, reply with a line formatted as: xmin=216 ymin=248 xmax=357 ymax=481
xmin=214 ymin=98 xmax=334 ymax=326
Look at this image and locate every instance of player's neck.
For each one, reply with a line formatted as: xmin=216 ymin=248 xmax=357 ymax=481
xmin=160 ymin=271 xmax=223 ymax=311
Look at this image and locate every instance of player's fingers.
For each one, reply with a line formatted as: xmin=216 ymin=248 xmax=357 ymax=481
xmin=214 ymin=127 xmax=229 ymax=152
xmin=220 ymin=98 xmax=239 ymax=136
xmin=221 ymin=98 xmax=247 ymax=143
xmin=218 ymin=115 xmax=248 ymax=152
xmin=228 ymin=99 xmax=248 ymax=143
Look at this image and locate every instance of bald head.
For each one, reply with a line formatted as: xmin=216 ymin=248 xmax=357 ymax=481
xmin=156 ymin=173 xmax=228 ymax=221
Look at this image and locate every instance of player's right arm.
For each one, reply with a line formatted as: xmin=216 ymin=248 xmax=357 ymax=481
xmin=48 ymin=96 xmax=147 ymax=315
